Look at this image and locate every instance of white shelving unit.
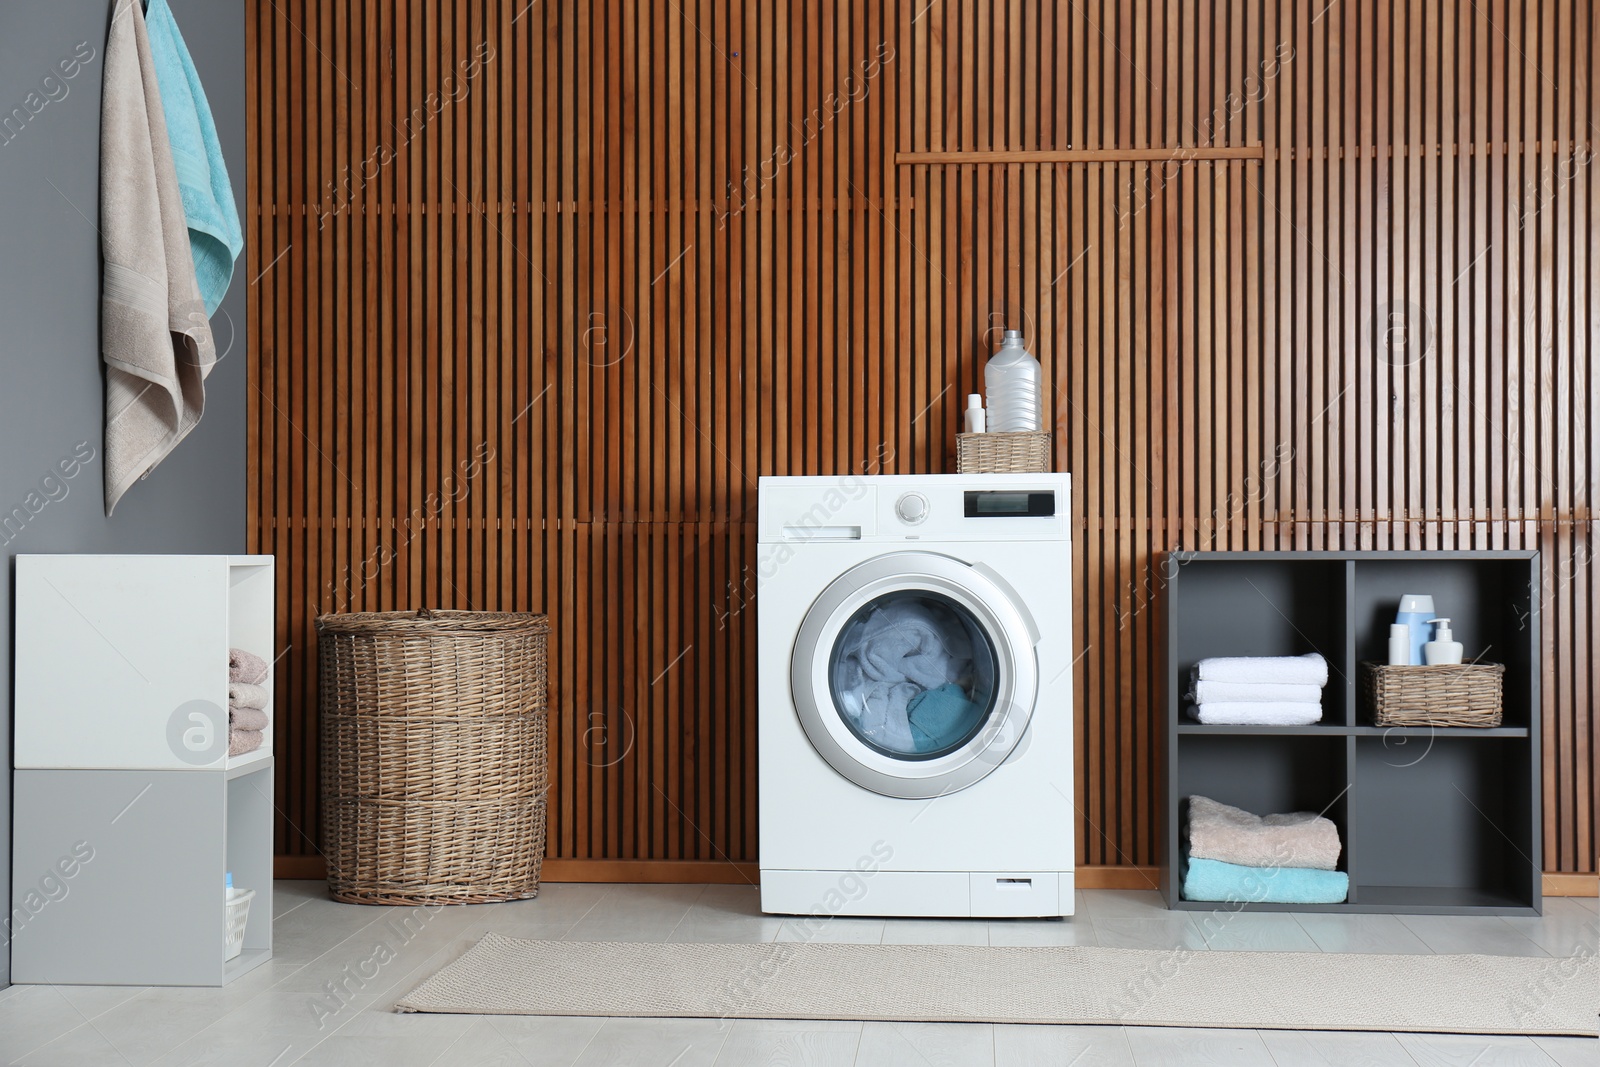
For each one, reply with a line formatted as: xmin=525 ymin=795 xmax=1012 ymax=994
xmin=11 ymin=555 xmax=275 ymax=985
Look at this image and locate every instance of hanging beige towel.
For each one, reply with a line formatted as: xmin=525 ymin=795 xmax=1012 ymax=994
xmin=100 ymin=0 xmax=216 ymax=515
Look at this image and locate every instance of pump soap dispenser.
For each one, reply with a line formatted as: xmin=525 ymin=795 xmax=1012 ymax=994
xmin=1423 ymin=619 xmax=1463 ymax=665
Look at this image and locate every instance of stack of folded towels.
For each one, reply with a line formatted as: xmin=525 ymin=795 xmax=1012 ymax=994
xmin=1182 ymin=795 xmax=1349 ymax=904
xmin=228 ymin=648 xmax=270 ymax=756
xmin=1186 ymin=652 xmax=1328 ymax=725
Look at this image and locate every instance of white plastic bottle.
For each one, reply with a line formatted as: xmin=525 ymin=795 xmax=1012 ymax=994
xmin=963 ymin=394 xmax=986 ymax=433
xmin=984 ymin=329 xmax=1043 ymax=432
xmin=1387 ymin=623 xmax=1410 ymax=666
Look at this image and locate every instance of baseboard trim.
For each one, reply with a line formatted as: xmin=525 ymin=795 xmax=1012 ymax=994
xmin=540 ymin=859 xmax=760 ymax=884
xmin=273 ymin=855 xmax=1596 ymax=897
xmin=275 ymin=855 xmax=326 ymax=879
xmin=1544 ymin=872 xmax=1599 ymax=897
xmin=1076 ymin=866 xmax=1163 ymax=891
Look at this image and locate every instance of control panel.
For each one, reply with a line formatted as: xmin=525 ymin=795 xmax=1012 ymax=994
xmin=758 ymin=474 xmax=1070 ymax=543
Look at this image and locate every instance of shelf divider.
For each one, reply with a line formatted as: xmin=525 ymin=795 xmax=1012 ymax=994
xmin=1342 ymin=735 xmax=1358 ymax=904
xmin=1343 ymin=560 xmax=1357 ymax=726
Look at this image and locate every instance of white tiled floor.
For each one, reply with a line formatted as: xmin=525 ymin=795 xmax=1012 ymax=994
xmin=1 ymin=882 xmax=1594 ymax=1066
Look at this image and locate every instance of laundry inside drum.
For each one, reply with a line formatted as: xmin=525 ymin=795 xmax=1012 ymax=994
xmin=828 ymin=589 xmax=1000 ymax=760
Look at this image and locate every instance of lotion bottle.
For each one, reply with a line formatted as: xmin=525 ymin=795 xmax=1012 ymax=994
xmin=1395 ymin=593 xmax=1435 ymax=665
xmin=1423 ymin=618 xmax=1464 ymax=665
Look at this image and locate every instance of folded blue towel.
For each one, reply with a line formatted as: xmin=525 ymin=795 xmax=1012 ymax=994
xmin=906 ymin=684 xmax=981 ymax=753
xmin=145 ymin=0 xmax=243 ymax=316
xmin=1182 ymin=857 xmax=1349 ymax=905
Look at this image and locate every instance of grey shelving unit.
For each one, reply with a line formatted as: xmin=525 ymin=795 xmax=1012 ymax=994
xmin=1162 ymin=551 xmax=1541 ymax=916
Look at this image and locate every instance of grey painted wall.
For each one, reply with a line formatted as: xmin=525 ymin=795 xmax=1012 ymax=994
xmin=0 ymin=0 xmax=246 ymax=986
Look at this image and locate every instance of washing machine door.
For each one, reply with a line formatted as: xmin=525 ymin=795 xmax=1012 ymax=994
xmin=790 ymin=551 xmax=1040 ymax=799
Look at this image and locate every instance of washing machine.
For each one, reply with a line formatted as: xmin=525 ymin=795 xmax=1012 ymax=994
xmin=757 ymin=473 xmax=1074 ymax=918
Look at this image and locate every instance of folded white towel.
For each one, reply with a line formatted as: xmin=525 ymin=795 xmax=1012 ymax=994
xmin=1188 ymin=701 xmax=1323 ymax=726
xmin=1188 ymin=679 xmax=1325 ymax=704
xmin=1194 ymin=653 xmax=1328 ymax=687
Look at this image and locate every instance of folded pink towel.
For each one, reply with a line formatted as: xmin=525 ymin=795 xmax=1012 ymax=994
xmin=227 ymin=728 xmax=263 ymax=757
xmin=229 ymin=647 xmax=269 ymax=685
xmin=228 ymin=681 xmax=269 ymax=709
xmin=229 ymin=706 xmax=268 ymax=731
xmin=1187 ymin=795 xmax=1342 ymax=870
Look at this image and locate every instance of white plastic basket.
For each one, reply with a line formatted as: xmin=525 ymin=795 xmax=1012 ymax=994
xmin=225 ymin=888 xmax=254 ymax=961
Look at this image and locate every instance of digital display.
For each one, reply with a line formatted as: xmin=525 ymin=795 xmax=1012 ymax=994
xmin=963 ymin=491 xmax=1056 ymax=518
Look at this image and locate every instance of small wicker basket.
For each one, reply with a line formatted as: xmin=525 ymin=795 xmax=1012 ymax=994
xmin=1360 ymin=661 xmax=1505 ymax=728
xmin=956 ymin=431 xmax=1052 ymax=473
xmin=318 ymin=609 xmax=549 ymax=905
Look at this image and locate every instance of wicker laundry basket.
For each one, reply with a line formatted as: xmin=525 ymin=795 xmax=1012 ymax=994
xmin=317 ymin=609 xmax=549 ymax=905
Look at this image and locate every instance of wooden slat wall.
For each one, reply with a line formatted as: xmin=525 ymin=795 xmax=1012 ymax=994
xmin=249 ymin=1 xmax=1597 ymax=877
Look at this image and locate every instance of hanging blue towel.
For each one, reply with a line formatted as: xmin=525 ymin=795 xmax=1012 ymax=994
xmin=1182 ymin=857 xmax=1349 ymax=905
xmin=906 ymin=684 xmax=981 ymax=753
xmin=144 ymin=0 xmax=243 ymax=316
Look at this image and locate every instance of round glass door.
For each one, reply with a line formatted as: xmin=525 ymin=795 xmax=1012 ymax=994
xmin=791 ymin=552 xmax=1039 ymax=798
xmin=829 ymin=590 xmax=999 ymax=760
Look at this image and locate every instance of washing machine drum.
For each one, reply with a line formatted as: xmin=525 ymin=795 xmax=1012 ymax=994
xmin=790 ymin=551 xmax=1040 ymax=799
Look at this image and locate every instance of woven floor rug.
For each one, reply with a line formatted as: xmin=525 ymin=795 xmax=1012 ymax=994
xmin=395 ymin=934 xmax=1597 ymax=1035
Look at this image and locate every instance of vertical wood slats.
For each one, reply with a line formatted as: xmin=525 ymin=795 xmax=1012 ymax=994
xmin=248 ymin=1 xmax=1597 ymax=876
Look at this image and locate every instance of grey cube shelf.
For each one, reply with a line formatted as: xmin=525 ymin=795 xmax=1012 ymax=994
xmin=11 ymin=763 xmax=274 ymax=985
xmin=1162 ymin=550 xmax=1541 ymax=916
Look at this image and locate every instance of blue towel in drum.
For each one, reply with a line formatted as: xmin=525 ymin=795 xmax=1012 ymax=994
xmin=907 ymin=684 xmax=980 ymax=753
